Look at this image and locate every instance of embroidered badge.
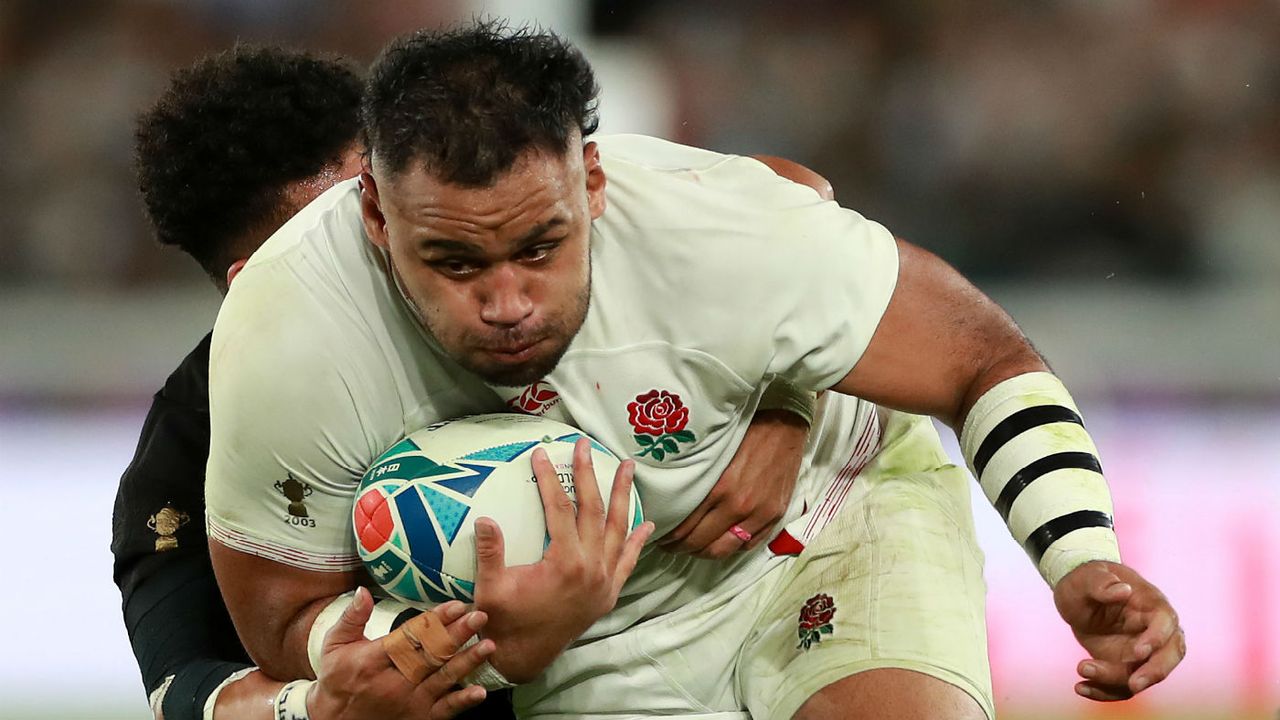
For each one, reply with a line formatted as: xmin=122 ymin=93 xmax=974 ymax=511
xmin=797 ymin=593 xmax=837 ymax=650
xmin=147 ymin=507 xmax=190 ymax=552
xmin=274 ymin=473 xmax=314 ymax=524
xmin=509 ymin=380 xmax=560 ymax=416
xmin=627 ymin=389 xmax=695 ymax=461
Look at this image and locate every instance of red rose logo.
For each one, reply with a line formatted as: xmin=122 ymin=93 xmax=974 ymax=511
xmin=797 ymin=593 xmax=837 ymax=650
xmin=626 ymin=389 xmax=696 ymax=462
xmin=799 ymin=593 xmax=836 ymax=629
xmin=627 ymin=389 xmax=690 ymax=436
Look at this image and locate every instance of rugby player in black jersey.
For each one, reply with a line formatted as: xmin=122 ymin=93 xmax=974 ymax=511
xmin=113 ymin=44 xmax=831 ymax=720
xmin=112 ymin=46 xmax=510 ymax=720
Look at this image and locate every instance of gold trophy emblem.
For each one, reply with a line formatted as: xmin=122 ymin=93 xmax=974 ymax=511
xmin=147 ymin=507 xmax=190 ymax=552
xmin=275 ymin=473 xmax=314 ymax=518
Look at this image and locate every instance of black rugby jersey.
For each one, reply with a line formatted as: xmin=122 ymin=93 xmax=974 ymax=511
xmin=110 ymin=332 xmax=513 ymax=719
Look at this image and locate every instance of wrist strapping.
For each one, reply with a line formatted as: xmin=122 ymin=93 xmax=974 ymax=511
xmin=202 ymin=666 xmax=258 ymax=720
xmin=157 ymin=660 xmax=255 ymax=720
xmin=274 ymin=679 xmax=314 ymax=720
xmin=456 ymin=636 xmax=516 ymax=690
xmin=759 ymin=377 xmax=816 ymax=426
xmin=306 ymin=591 xmax=418 ymax=675
xmin=960 ymin=372 xmax=1120 ymax=587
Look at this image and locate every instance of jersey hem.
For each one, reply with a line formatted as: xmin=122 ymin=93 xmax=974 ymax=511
xmin=207 ymin=515 xmax=362 ymax=572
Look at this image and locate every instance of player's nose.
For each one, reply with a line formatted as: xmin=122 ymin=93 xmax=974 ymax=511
xmin=478 ymin=264 xmax=534 ymax=327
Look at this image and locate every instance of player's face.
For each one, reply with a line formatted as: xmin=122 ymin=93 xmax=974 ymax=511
xmin=363 ymin=141 xmax=607 ymax=386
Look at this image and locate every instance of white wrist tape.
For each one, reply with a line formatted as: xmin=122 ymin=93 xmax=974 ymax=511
xmin=306 ymin=591 xmax=418 ymax=675
xmin=759 ymin=377 xmax=817 ymax=426
xmin=458 ymin=637 xmax=517 ymax=690
xmin=960 ymin=372 xmax=1120 ymax=587
xmin=274 ymin=679 xmax=314 ymax=720
xmin=203 ymin=666 xmax=259 ymax=720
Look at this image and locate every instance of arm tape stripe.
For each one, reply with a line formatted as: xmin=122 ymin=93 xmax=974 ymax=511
xmin=161 ymin=660 xmax=254 ymax=720
xmin=973 ymin=405 xmax=1084 ymax=476
xmin=1025 ymin=510 xmax=1114 ymax=563
xmin=992 ymin=451 xmax=1103 ymax=521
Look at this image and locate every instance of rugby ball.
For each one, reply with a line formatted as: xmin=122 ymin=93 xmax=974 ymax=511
xmin=353 ymin=413 xmax=644 ymax=607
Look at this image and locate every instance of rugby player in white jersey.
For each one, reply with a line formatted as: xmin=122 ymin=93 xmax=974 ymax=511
xmin=206 ymin=23 xmax=1185 ymax=720
xmin=123 ymin=43 xmax=830 ymax=720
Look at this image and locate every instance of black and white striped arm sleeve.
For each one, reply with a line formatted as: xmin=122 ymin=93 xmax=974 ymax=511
xmin=960 ymin=372 xmax=1121 ymax=586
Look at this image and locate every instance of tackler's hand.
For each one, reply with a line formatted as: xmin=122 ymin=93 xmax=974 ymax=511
xmin=1054 ymin=561 xmax=1186 ymax=702
xmin=473 ymin=439 xmax=654 ymax=684
xmin=310 ymin=586 xmax=494 ymax=720
xmin=660 ymin=409 xmax=808 ymax=558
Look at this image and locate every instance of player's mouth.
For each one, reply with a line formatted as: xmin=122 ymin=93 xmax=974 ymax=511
xmin=483 ymin=339 xmax=544 ymax=363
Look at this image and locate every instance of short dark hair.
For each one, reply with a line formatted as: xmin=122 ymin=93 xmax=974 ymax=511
xmin=134 ymin=46 xmax=362 ymax=284
xmin=363 ymin=21 xmax=600 ymax=186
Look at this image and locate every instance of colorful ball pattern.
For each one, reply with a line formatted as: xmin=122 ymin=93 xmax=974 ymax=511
xmin=353 ymin=413 xmax=644 ymax=607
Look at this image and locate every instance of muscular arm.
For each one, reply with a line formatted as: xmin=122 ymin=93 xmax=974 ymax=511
xmin=831 ymin=238 xmax=1046 ymax=427
xmin=830 ymin=237 xmax=1187 ymax=700
xmin=208 ymin=541 xmax=360 ymax=680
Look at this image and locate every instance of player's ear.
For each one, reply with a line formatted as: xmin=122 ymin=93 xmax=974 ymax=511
xmin=225 ymin=258 xmax=249 ymax=288
xmin=360 ymin=171 xmax=389 ymax=250
xmin=583 ymin=142 xmax=607 ymax=220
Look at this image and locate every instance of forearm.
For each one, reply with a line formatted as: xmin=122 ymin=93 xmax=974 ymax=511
xmin=275 ymin=595 xmax=347 ymax=680
xmin=208 ymin=539 xmax=365 ymax=679
xmin=831 ymin=240 xmax=1118 ymax=584
xmin=958 ymin=371 xmax=1121 ymax=585
xmin=235 ymin=588 xmax=418 ymax=681
xmin=115 ymin=550 xmax=258 ymax=720
xmin=220 ymin=590 xmax=329 ymax=681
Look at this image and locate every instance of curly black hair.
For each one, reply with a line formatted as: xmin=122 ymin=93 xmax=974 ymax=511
xmin=363 ymin=21 xmax=599 ymax=186
xmin=134 ymin=46 xmax=362 ymax=286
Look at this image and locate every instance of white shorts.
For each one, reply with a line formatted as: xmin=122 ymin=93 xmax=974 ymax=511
xmin=515 ymin=413 xmax=994 ymax=720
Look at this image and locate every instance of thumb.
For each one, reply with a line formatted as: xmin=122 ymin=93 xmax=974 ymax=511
xmin=323 ymin=586 xmax=373 ymax=652
xmin=472 ymin=517 xmax=507 ymax=595
xmin=1088 ymin=574 xmax=1133 ymax=605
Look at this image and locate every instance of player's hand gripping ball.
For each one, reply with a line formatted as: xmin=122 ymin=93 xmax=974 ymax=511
xmin=354 ymin=414 xmax=645 ymax=607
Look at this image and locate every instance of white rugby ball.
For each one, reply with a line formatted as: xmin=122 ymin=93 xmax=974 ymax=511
xmin=353 ymin=413 xmax=644 ymax=607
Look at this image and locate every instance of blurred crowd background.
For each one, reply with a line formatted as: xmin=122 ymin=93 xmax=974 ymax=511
xmin=0 ymin=1 xmax=1276 ymax=719
xmin=2 ymin=0 xmax=1278 ymax=288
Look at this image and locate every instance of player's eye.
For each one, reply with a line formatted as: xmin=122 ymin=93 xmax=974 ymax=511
xmin=429 ymin=258 xmax=482 ymax=278
xmin=518 ymin=240 xmax=560 ymax=263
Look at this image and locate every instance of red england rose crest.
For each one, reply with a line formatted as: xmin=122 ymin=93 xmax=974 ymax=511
xmin=509 ymin=380 xmax=559 ymax=416
xmin=797 ymin=593 xmax=836 ymax=650
xmin=627 ymin=389 xmax=695 ymax=461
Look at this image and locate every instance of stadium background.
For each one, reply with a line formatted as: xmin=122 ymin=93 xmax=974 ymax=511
xmin=0 ymin=1 xmax=1276 ymax=718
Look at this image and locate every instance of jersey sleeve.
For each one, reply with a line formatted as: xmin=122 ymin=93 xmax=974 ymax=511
xmin=592 ymin=137 xmax=899 ymax=393
xmin=112 ymin=338 xmax=213 ymax=593
xmin=758 ymin=194 xmax=900 ymax=390
xmin=205 ymin=271 xmax=391 ymax=572
xmin=631 ymin=148 xmax=899 ymax=392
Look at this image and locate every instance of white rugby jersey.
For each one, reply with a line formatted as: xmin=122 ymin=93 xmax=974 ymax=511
xmin=206 ymin=134 xmax=901 ymax=638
